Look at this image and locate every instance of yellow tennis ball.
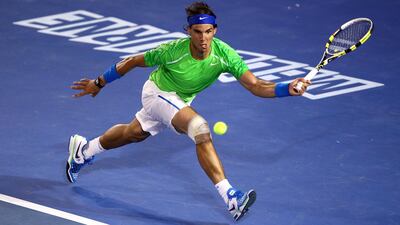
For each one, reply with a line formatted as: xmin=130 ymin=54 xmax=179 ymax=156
xmin=213 ymin=121 xmax=228 ymax=135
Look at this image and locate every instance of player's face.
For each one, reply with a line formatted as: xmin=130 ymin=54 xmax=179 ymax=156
xmin=188 ymin=24 xmax=217 ymax=56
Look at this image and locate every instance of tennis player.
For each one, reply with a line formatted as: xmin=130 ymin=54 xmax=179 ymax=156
xmin=67 ymin=1 xmax=310 ymax=221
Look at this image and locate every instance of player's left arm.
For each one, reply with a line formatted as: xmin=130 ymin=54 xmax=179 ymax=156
xmin=238 ymin=70 xmax=311 ymax=97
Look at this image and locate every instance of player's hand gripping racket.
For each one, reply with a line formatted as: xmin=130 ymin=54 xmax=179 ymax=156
xmin=295 ymin=18 xmax=374 ymax=92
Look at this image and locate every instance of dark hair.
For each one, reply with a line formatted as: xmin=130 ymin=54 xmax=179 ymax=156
xmin=186 ymin=1 xmax=217 ymax=18
xmin=185 ymin=1 xmax=217 ymax=28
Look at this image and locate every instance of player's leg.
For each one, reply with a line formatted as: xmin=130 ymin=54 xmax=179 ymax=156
xmin=66 ymin=117 xmax=150 ymax=183
xmin=67 ymin=80 xmax=165 ymax=183
xmin=171 ymin=106 xmax=256 ymax=221
xmin=90 ymin=118 xmax=150 ymax=154
xmin=171 ymin=106 xmax=225 ymax=183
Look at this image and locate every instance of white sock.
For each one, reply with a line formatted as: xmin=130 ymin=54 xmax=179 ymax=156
xmin=215 ymin=179 xmax=233 ymax=205
xmin=83 ymin=137 xmax=105 ymax=159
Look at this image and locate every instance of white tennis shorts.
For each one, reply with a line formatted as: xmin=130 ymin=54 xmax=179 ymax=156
xmin=135 ymin=80 xmax=190 ymax=136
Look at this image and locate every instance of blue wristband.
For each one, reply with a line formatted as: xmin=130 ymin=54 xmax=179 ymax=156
xmin=103 ymin=64 xmax=121 ymax=83
xmin=275 ymin=82 xmax=291 ymax=97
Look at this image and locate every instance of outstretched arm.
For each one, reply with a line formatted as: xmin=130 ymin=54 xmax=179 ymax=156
xmin=71 ymin=54 xmax=147 ymax=98
xmin=238 ymin=70 xmax=310 ymax=97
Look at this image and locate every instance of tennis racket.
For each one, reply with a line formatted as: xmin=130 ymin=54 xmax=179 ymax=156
xmin=295 ymin=18 xmax=374 ymax=92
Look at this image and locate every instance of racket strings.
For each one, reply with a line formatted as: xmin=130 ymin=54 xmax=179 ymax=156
xmin=328 ymin=20 xmax=371 ymax=54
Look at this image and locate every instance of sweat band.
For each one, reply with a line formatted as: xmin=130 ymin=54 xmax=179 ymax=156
xmin=103 ymin=64 xmax=121 ymax=83
xmin=187 ymin=14 xmax=216 ymax=26
xmin=275 ymin=82 xmax=291 ymax=97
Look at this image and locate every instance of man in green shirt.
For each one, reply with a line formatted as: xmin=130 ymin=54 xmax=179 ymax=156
xmin=67 ymin=1 xmax=310 ymax=221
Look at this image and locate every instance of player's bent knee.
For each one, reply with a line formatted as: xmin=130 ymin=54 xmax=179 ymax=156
xmin=194 ymin=132 xmax=212 ymax=144
xmin=124 ymin=125 xmax=149 ymax=143
xmin=187 ymin=115 xmax=211 ymax=144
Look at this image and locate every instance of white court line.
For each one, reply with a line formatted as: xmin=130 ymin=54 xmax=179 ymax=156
xmin=0 ymin=193 xmax=108 ymax=225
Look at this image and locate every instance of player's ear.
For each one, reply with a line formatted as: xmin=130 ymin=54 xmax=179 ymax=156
xmin=186 ymin=25 xmax=192 ymax=36
xmin=213 ymin=27 xmax=217 ymax=35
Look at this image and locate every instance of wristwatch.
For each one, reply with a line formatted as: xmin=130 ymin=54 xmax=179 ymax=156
xmin=94 ymin=77 xmax=105 ymax=89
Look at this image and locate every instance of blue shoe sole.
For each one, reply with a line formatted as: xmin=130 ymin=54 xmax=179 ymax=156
xmin=66 ymin=161 xmax=74 ymax=183
xmin=66 ymin=136 xmax=76 ymax=183
xmin=235 ymin=189 xmax=257 ymax=221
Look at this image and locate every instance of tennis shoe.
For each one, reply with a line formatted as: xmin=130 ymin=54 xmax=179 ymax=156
xmin=66 ymin=134 xmax=94 ymax=183
xmin=227 ymin=188 xmax=256 ymax=221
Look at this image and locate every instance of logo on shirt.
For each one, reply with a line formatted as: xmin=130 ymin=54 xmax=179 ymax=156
xmin=210 ymin=62 xmax=219 ymax=66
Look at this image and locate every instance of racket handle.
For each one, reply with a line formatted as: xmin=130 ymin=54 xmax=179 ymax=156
xmin=295 ymin=68 xmax=319 ymax=92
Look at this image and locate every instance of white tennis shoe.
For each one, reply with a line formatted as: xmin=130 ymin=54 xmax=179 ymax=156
xmin=66 ymin=134 xmax=94 ymax=183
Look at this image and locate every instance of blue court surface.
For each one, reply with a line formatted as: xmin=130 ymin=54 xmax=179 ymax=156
xmin=1 ymin=0 xmax=399 ymax=224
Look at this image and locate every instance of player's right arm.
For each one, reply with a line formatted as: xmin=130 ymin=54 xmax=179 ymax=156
xmin=71 ymin=54 xmax=147 ymax=98
xmin=115 ymin=54 xmax=147 ymax=75
xmin=71 ymin=39 xmax=174 ymax=98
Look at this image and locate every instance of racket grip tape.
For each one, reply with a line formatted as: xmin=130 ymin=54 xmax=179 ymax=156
xmin=295 ymin=68 xmax=319 ymax=92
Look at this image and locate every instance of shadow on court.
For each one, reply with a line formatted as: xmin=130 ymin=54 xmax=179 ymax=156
xmin=71 ymin=186 xmax=229 ymax=225
xmin=0 ymin=175 xmax=228 ymax=225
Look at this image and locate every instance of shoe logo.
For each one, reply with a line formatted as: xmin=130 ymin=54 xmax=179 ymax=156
xmin=75 ymin=142 xmax=81 ymax=160
xmin=229 ymin=190 xmax=236 ymax=196
xmin=199 ymin=17 xmax=207 ymax=20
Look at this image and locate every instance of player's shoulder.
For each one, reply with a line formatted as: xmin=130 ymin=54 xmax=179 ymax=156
xmin=212 ymin=37 xmax=239 ymax=57
xmin=161 ymin=38 xmax=190 ymax=50
xmin=212 ymin=37 xmax=234 ymax=50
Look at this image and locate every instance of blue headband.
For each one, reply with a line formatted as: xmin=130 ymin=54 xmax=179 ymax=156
xmin=187 ymin=14 xmax=216 ymax=26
